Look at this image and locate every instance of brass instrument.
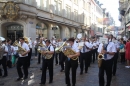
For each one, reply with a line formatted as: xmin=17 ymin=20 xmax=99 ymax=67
xmin=63 ymin=46 xmax=78 ymax=60
xmin=55 ymin=42 xmax=67 ymax=53
xmin=98 ymin=53 xmax=104 ymax=68
xmin=41 ymin=47 xmax=53 ymax=59
xmin=23 ymin=37 xmax=29 ymax=44
xmin=0 ymin=44 xmax=5 ymax=60
xmin=13 ymin=41 xmax=26 ymax=55
xmin=37 ymin=42 xmax=45 ymax=53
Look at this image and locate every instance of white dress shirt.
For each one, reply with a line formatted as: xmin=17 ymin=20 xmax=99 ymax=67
xmin=3 ymin=44 xmax=8 ymax=56
xmin=72 ymin=43 xmax=80 ymax=53
xmin=19 ymin=42 xmax=30 ymax=57
xmin=47 ymin=44 xmax=54 ymax=51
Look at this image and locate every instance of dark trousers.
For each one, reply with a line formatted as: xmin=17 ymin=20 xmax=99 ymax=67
xmin=55 ymin=53 xmax=60 ymax=65
xmin=35 ymin=48 xmax=38 ymax=56
xmin=120 ymin=52 xmax=125 ymax=63
xmin=112 ymin=52 xmax=119 ymax=75
xmin=41 ymin=58 xmax=53 ymax=84
xmin=0 ymin=56 xmax=7 ymax=76
xmin=60 ymin=52 xmax=66 ymax=70
xmin=65 ymin=59 xmax=78 ymax=85
xmin=38 ymin=53 xmax=41 ymax=64
xmin=95 ymin=48 xmax=98 ymax=60
xmin=17 ymin=57 xmax=28 ymax=78
xmin=27 ymin=48 xmax=32 ymax=67
xmin=80 ymin=52 xmax=89 ymax=72
xmin=92 ymin=49 xmax=96 ymax=63
xmin=99 ymin=59 xmax=113 ymax=86
xmin=88 ymin=51 xmax=92 ymax=67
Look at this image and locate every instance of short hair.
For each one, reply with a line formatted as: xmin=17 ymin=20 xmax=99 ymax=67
xmin=68 ymin=38 xmax=75 ymax=42
xmin=19 ymin=37 xmax=24 ymax=41
xmin=7 ymin=39 xmax=11 ymax=42
xmin=45 ymin=40 xmax=51 ymax=43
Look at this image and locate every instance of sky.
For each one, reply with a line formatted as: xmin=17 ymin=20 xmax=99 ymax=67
xmin=99 ymin=0 xmax=120 ymax=26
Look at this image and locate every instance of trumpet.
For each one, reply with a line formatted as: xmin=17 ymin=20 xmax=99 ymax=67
xmin=13 ymin=40 xmax=26 ymax=55
xmin=63 ymin=46 xmax=78 ymax=60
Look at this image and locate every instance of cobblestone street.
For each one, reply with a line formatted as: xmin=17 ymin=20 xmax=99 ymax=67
xmin=0 ymin=56 xmax=130 ymax=86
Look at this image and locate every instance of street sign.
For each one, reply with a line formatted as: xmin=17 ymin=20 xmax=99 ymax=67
xmin=52 ymin=27 xmax=58 ymax=30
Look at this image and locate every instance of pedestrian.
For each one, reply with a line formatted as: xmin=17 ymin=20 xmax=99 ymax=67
xmin=119 ymin=38 xmax=125 ymax=63
xmin=125 ymin=38 xmax=130 ymax=68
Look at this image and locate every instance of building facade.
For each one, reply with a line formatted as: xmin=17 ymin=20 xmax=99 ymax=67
xmin=0 ymin=0 xmax=104 ymax=41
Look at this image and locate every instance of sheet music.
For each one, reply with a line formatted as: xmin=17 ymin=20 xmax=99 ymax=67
xmin=99 ymin=37 xmax=108 ymax=44
xmin=40 ymin=47 xmax=47 ymax=51
xmin=78 ymin=42 xmax=84 ymax=46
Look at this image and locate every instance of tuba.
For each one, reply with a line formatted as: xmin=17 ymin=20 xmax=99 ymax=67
xmin=23 ymin=37 xmax=29 ymax=44
xmin=37 ymin=42 xmax=45 ymax=53
xmin=0 ymin=37 xmax=5 ymax=60
xmin=41 ymin=47 xmax=53 ymax=59
xmin=13 ymin=40 xmax=26 ymax=55
xmin=63 ymin=46 xmax=78 ymax=60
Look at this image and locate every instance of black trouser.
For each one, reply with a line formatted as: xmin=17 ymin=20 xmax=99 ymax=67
xmin=27 ymin=48 xmax=32 ymax=67
xmin=88 ymin=51 xmax=92 ymax=67
xmin=41 ymin=58 xmax=53 ymax=84
xmin=95 ymin=48 xmax=98 ymax=60
xmin=55 ymin=53 xmax=60 ymax=65
xmin=60 ymin=52 xmax=66 ymax=70
xmin=0 ymin=56 xmax=7 ymax=76
xmin=80 ymin=52 xmax=89 ymax=72
xmin=112 ymin=52 xmax=119 ymax=75
xmin=65 ymin=59 xmax=78 ymax=85
xmin=92 ymin=49 xmax=96 ymax=63
xmin=38 ymin=53 xmax=41 ymax=64
xmin=35 ymin=48 xmax=38 ymax=56
xmin=17 ymin=57 xmax=28 ymax=78
xmin=7 ymin=55 xmax=12 ymax=68
xmin=120 ymin=52 xmax=125 ymax=63
xmin=99 ymin=58 xmax=113 ymax=86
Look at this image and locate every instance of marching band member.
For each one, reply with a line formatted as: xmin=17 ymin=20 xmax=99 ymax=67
xmin=33 ymin=38 xmax=39 ymax=57
xmin=80 ymin=37 xmax=90 ymax=74
xmin=112 ymin=37 xmax=120 ymax=76
xmin=0 ymin=40 xmax=8 ymax=77
xmin=64 ymin=38 xmax=80 ymax=86
xmin=38 ymin=38 xmax=44 ymax=64
xmin=60 ymin=38 xmax=66 ymax=72
xmin=91 ymin=38 xmax=97 ymax=63
xmin=40 ymin=40 xmax=54 ymax=85
xmin=98 ymin=35 xmax=116 ymax=86
xmin=16 ymin=37 xmax=30 ymax=81
xmin=27 ymin=37 xmax=33 ymax=68
xmin=95 ymin=37 xmax=100 ymax=59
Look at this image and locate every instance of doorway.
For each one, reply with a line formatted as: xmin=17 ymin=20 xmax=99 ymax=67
xmin=1 ymin=23 xmax=23 ymax=42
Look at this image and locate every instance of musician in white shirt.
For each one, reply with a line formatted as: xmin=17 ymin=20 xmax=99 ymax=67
xmin=80 ymin=37 xmax=90 ymax=74
xmin=65 ymin=38 xmax=80 ymax=86
xmin=98 ymin=35 xmax=116 ymax=86
xmin=33 ymin=38 xmax=39 ymax=56
xmin=16 ymin=37 xmax=30 ymax=81
xmin=0 ymin=40 xmax=8 ymax=77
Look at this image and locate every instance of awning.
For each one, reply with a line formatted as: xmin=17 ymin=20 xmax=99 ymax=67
xmin=96 ymin=32 xmax=103 ymax=36
xmin=118 ymin=30 xmax=125 ymax=34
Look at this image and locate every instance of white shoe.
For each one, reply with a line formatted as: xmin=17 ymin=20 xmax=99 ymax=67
xmin=125 ymin=66 xmax=130 ymax=68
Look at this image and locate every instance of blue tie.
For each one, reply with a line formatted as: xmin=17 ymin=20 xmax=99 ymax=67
xmin=104 ymin=44 xmax=107 ymax=59
xmin=83 ymin=45 xmax=85 ymax=53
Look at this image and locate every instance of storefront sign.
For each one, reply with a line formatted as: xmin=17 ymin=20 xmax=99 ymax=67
xmin=52 ymin=27 xmax=58 ymax=30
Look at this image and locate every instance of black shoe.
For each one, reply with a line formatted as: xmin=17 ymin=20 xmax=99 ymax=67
xmin=40 ymin=68 xmax=42 ymax=70
xmin=49 ymin=81 xmax=53 ymax=84
xmin=24 ymin=77 xmax=28 ymax=80
xmin=16 ymin=77 xmax=23 ymax=81
xmin=85 ymin=71 xmax=87 ymax=73
xmin=2 ymin=75 xmax=7 ymax=77
xmin=39 ymin=83 xmax=45 ymax=86
xmin=60 ymin=69 xmax=64 ymax=72
xmin=67 ymin=84 xmax=71 ymax=86
xmin=80 ymin=71 xmax=83 ymax=75
xmin=72 ymin=84 xmax=75 ymax=86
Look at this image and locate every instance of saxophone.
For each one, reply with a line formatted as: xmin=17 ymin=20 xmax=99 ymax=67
xmin=63 ymin=46 xmax=78 ymax=60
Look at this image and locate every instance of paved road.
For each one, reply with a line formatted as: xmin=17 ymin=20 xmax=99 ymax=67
xmin=0 ymin=56 xmax=130 ymax=86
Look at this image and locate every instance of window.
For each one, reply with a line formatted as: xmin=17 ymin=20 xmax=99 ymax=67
xmin=58 ymin=2 xmax=62 ymax=15
xmin=66 ymin=5 xmax=71 ymax=19
xmin=74 ymin=10 xmax=78 ymax=21
xmin=83 ymin=1 xmax=85 ymax=9
xmin=43 ymin=0 xmax=49 ymax=11
xmin=54 ymin=0 xmax=62 ymax=16
xmin=74 ymin=0 xmax=78 ymax=4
